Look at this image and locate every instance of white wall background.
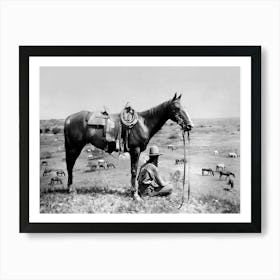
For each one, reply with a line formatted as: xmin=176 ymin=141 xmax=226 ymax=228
xmin=0 ymin=0 xmax=279 ymax=279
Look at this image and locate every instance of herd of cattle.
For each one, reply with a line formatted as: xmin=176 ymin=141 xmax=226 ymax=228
xmin=171 ymin=148 xmax=238 ymax=190
xmin=200 ymin=150 xmax=237 ymax=189
xmin=41 ymin=144 xmax=238 ymax=190
xmin=201 ymin=165 xmax=235 ymax=189
xmin=41 ymin=147 xmax=117 ymax=187
xmin=41 ymin=160 xmax=66 ymax=186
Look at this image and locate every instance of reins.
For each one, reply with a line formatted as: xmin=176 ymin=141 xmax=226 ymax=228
xmin=178 ymin=130 xmax=191 ymax=209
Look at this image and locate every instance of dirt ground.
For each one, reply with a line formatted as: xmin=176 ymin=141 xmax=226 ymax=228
xmin=40 ymin=118 xmax=240 ymax=214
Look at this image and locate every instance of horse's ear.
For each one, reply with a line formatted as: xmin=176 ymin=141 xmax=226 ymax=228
xmin=178 ymin=94 xmax=182 ymax=100
xmin=172 ymin=92 xmax=177 ymax=101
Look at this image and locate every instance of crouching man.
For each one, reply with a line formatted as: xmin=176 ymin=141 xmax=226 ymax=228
xmin=137 ymin=146 xmax=173 ymax=197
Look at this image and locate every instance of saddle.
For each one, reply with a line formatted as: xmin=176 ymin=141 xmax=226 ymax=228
xmin=87 ymin=111 xmax=108 ymax=126
xmin=87 ymin=111 xmax=120 ymax=152
xmin=87 ymin=103 xmax=139 ymax=153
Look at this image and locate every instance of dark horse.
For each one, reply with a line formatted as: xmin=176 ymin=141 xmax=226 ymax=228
xmin=219 ymin=171 xmax=235 ymax=180
xmin=64 ymin=93 xmax=193 ymax=201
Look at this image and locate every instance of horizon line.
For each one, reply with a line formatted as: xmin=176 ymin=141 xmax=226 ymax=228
xmin=40 ymin=116 xmax=240 ymax=121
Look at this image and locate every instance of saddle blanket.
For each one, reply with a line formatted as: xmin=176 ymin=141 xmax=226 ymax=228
xmin=87 ymin=111 xmax=107 ymax=126
xmin=87 ymin=111 xmax=118 ymax=143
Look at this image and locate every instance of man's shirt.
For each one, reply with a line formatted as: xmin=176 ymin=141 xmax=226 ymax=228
xmin=137 ymin=162 xmax=166 ymax=188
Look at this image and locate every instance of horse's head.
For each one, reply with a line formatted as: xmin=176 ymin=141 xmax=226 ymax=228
xmin=168 ymin=93 xmax=194 ymax=131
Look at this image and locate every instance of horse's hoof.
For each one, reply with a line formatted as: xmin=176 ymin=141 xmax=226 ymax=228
xmin=68 ymin=187 xmax=76 ymax=194
xmin=133 ymin=193 xmax=143 ymax=203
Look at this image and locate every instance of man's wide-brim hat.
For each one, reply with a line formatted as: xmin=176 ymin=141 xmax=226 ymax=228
xmin=149 ymin=145 xmax=163 ymax=157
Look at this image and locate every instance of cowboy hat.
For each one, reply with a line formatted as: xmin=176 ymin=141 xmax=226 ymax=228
xmin=148 ymin=145 xmax=163 ymax=157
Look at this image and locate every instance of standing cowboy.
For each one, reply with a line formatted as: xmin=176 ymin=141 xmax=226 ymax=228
xmin=137 ymin=146 xmax=173 ymax=197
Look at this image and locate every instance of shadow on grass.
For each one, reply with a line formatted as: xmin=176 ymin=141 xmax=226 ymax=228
xmin=83 ymin=169 xmax=108 ymax=173
xmin=76 ymin=186 xmax=131 ymax=197
xmin=83 ymin=169 xmax=97 ymax=173
xmin=41 ymin=185 xmax=131 ymax=198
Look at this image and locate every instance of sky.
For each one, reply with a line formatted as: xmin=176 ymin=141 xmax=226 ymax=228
xmin=40 ymin=66 xmax=240 ymax=120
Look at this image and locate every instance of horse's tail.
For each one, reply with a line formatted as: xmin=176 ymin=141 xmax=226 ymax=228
xmin=64 ymin=116 xmax=71 ymax=150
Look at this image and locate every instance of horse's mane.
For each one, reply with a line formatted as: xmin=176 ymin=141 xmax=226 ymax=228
xmin=139 ymin=99 xmax=171 ymax=119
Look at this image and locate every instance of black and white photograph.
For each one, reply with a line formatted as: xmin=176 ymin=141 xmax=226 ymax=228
xmin=20 ymin=46 xmax=260 ymax=232
xmin=40 ymin=66 xmax=240 ymax=214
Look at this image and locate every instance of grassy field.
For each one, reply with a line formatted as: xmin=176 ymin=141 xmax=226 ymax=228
xmin=40 ymin=118 xmax=240 ymax=214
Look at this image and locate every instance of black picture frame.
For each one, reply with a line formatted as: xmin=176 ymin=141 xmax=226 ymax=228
xmin=20 ymin=46 xmax=261 ymax=233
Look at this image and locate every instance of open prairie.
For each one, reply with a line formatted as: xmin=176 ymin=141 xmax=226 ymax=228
xmin=40 ymin=118 xmax=240 ymax=214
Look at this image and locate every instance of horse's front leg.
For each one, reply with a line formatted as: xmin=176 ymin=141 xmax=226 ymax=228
xmin=130 ymin=147 xmax=142 ymax=202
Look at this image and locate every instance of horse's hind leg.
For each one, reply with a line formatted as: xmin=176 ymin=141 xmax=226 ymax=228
xmin=66 ymin=145 xmax=83 ymax=192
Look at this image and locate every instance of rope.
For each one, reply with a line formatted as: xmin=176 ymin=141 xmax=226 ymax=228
xmin=120 ymin=107 xmax=138 ymax=128
xmin=187 ymin=131 xmax=190 ymax=202
xmin=178 ymin=131 xmax=191 ymax=209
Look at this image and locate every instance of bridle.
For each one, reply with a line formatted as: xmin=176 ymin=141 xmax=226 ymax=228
xmin=170 ymin=105 xmax=188 ymax=130
xmin=170 ymin=105 xmax=192 ymax=209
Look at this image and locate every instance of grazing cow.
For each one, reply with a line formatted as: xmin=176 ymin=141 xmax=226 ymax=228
xmin=219 ymin=171 xmax=235 ymax=180
xmin=175 ymin=158 xmax=185 ymax=165
xmin=90 ymin=163 xmax=97 ymax=171
xmin=227 ymin=177 xmax=234 ymax=188
xmin=56 ymin=170 xmax=66 ymax=176
xmin=216 ymin=163 xmax=225 ymax=171
xmin=167 ymin=145 xmax=176 ymax=151
xmin=43 ymin=168 xmax=53 ymax=176
xmin=41 ymin=160 xmax=48 ymax=167
xmin=107 ymin=163 xmax=116 ymax=168
xmin=171 ymin=170 xmax=181 ymax=181
xmin=49 ymin=176 xmax=63 ymax=186
xmin=202 ymin=168 xmax=214 ymax=176
xmin=228 ymin=152 xmax=238 ymax=158
xmin=214 ymin=150 xmax=219 ymax=155
xmin=98 ymin=159 xmax=107 ymax=169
